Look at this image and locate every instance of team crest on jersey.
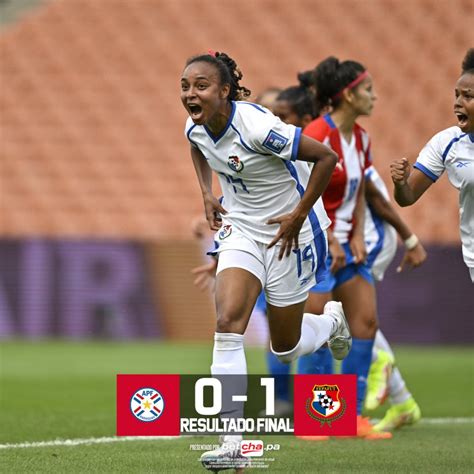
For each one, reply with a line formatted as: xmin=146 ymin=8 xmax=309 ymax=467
xmin=130 ymin=387 xmax=165 ymax=422
xmin=262 ymin=129 xmax=288 ymax=154
xmin=219 ymin=224 xmax=232 ymax=240
xmin=305 ymin=384 xmax=346 ymax=427
xmin=228 ymin=155 xmax=244 ymax=172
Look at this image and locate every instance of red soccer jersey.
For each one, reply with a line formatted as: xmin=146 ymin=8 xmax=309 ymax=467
xmin=304 ymin=114 xmax=373 ymax=243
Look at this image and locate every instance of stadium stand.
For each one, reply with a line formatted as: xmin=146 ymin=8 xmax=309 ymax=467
xmin=1 ymin=0 xmax=472 ymax=341
xmin=1 ymin=0 xmax=472 ymax=241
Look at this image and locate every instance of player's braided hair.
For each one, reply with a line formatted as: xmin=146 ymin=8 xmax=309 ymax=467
xmin=186 ymin=51 xmax=251 ymax=101
xmin=461 ymin=48 xmax=474 ymax=74
xmin=314 ymin=56 xmax=366 ymax=111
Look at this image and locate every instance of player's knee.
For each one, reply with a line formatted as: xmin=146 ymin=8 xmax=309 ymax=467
xmin=215 ymin=311 xmax=243 ymax=334
xmin=366 ymin=316 xmax=378 ymax=334
xmin=271 ymin=340 xmax=300 ymax=364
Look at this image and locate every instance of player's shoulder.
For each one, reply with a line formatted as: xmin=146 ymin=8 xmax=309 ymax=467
xmin=424 ymin=126 xmax=467 ymax=157
xmin=354 ymin=121 xmax=369 ymax=136
xmin=185 ymin=116 xmax=198 ymax=135
xmin=233 ymin=100 xmax=273 ymax=125
xmin=433 ymin=126 xmax=465 ymax=142
xmin=303 ymin=116 xmax=331 ymax=141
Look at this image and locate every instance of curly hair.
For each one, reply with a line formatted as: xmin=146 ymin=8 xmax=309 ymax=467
xmin=314 ymin=56 xmax=366 ymax=111
xmin=186 ymin=52 xmax=251 ymax=101
xmin=461 ymin=48 xmax=474 ymax=74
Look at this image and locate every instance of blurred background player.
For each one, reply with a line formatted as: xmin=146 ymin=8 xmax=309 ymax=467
xmin=273 ymin=75 xmax=426 ymax=435
xmin=391 ymin=48 xmax=474 ymax=283
xmin=298 ymin=56 xmax=392 ymax=439
xmin=181 ymin=51 xmax=349 ymax=469
xmin=359 ymin=166 xmax=425 ymax=432
xmin=253 ymin=87 xmax=282 ymax=112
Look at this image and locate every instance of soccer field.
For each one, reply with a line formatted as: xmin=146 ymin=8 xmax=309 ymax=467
xmin=1 ymin=341 xmax=473 ymax=473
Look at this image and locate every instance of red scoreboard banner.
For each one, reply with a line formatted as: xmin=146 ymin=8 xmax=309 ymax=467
xmin=116 ymin=374 xmax=180 ymax=436
xmin=116 ymin=374 xmax=356 ymax=437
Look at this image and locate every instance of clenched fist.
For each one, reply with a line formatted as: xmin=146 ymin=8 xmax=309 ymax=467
xmin=390 ymin=158 xmax=411 ymax=185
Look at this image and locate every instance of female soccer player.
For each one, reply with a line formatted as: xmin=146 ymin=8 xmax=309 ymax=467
xmin=299 ymin=56 xmax=392 ymax=439
xmin=181 ymin=51 xmax=351 ymax=469
xmin=275 ymin=79 xmax=425 ymax=436
xmin=391 ymin=48 xmax=474 ymax=283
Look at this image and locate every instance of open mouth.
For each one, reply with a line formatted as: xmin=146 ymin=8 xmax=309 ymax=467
xmin=188 ymin=103 xmax=203 ymax=120
xmin=455 ymin=112 xmax=468 ymax=127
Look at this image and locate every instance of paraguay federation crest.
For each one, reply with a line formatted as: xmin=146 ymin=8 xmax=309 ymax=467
xmin=227 ymin=155 xmax=244 ymax=172
xmin=130 ymin=387 xmax=165 ymax=422
xmin=306 ymin=384 xmax=346 ymax=427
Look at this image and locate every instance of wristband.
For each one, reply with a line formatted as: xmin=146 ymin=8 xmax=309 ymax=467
xmin=404 ymin=234 xmax=419 ymax=250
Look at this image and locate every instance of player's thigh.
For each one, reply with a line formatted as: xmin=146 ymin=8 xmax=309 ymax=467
xmin=215 ymin=251 xmax=263 ymax=334
xmin=334 ymin=274 xmax=377 ymax=338
xmin=305 ymin=290 xmax=332 ymax=314
xmin=266 ymin=300 xmax=306 ymax=352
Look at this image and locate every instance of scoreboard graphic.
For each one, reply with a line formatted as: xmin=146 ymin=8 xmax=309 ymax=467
xmin=116 ymin=374 xmax=356 ymax=436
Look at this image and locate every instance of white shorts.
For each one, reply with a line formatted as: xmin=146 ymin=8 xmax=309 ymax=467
xmin=212 ymin=225 xmax=328 ymax=307
xmin=366 ymin=223 xmax=397 ymax=282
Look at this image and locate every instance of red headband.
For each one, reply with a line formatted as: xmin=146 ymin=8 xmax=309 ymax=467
xmin=332 ymin=70 xmax=369 ymax=100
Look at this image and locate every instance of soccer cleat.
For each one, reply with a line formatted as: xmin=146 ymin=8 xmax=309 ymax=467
xmin=356 ymin=415 xmax=392 ymax=440
xmin=200 ymin=436 xmax=250 ymax=472
xmin=325 ymin=301 xmax=352 ymax=360
xmin=373 ymin=397 xmax=421 ymax=432
xmin=365 ymin=349 xmax=394 ymax=411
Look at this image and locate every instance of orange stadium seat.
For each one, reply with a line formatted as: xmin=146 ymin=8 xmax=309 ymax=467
xmin=0 ymin=0 xmax=471 ymax=242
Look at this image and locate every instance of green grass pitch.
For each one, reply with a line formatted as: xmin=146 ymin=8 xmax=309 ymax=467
xmin=1 ymin=341 xmax=473 ymax=473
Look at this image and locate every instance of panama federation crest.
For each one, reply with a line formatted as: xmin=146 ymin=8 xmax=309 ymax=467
xmin=305 ymin=384 xmax=346 ymax=427
xmin=130 ymin=387 xmax=165 ymax=422
xmin=218 ymin=224 xmax=232 ymax=240
xmin=227 ymin=155 xmax=244 ymax=172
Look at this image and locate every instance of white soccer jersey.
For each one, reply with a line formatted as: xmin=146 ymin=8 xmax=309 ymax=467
xmin=414 ymin=126 xmax=474 ymax=276
xmin=364 ymin=166 xmax=397 ymax=280
xmin=185 ymin=101 xmax=331 ymax=244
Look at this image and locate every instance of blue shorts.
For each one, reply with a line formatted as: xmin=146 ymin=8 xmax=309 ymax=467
xmin=310 ymin=242 xmax=374 ymax=293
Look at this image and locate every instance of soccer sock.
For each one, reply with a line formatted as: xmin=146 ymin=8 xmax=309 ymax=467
xmin=211 ymin=332 xmax=247 ymax=425
xmin=341 ymin=338 xmax=375 ymax=415
xmin=297 ymin=347 xmax=334 ymax=374
xmin=211 ymin=332 xmax=246 ymax=375
xmin=300 ymin=312 xmax=336 ymax=353
xmin=373 ymin=330 xmax=395 ymax=358
xmin=266 ymin=350 xmax=291 ymax=402
xmin=389 ymin=367 xmax=412 ymax=405
xmin=272 ymin=313 xmax=335 ymax=363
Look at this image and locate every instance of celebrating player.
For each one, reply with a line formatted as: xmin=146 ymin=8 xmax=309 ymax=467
xmin=390 ymin=48 xmax=474 ymax=283
xmin=181 ymin=51 xmax=351 ymax=470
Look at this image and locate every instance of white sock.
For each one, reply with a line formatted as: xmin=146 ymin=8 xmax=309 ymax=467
xmin=272 ymin=312 xmax=335 ymax=363
xmin=211 ymin=332 xmax=247 ymax=375
xmin=389 ymin=367 xmax=411 ymax=405
xmin=374 ymin=330 xmax=395 ymax=358
xmin=211 ymin=332 xmax=247 ymax=429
